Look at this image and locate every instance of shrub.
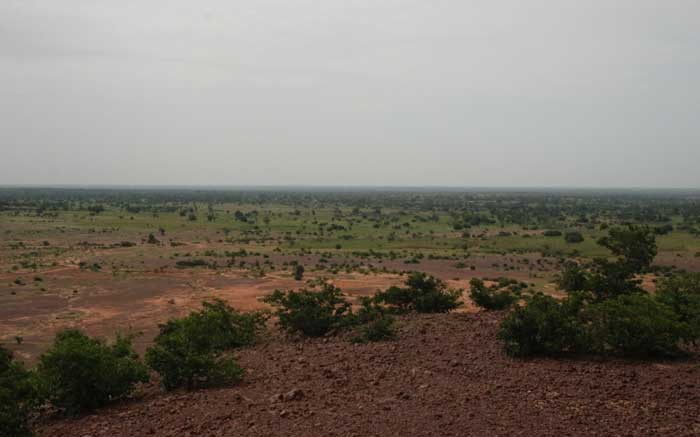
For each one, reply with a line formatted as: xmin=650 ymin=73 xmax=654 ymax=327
xmin=175 ymin=259 xmax=208 ymax=268
xmin=352 ymin=315 xmax=396 ymax=343
xmin=543 ymin=230 xmax=562 ymax=237
xmin=375 ymin=272 xmax=462 ymax=313
xmin=146 ymin=300 xmax=266 ymax=390
xmin=655 ymin=273 xmax=700 ymax=344
xmin=586 ymin=294 xmax=687 ymax=357
xmin=557 ymin=262 xmax=589 ymax=292
xmin=292 ymin=264 xmax=305 ymax=281
xmin=351 ymin=297 xmax=397 ymax=343
xmin=36 ymin=330 xmax=149 ymax=415
xmin=564 ymin=231 xmax=584 ymax=244
xmin=469 ymin=278 xmax=517 ymax=310
xmin=497 ymin=293 xmax=587 ymax=357
xmin=262 ymin=283 xmax=352 ymax=337
xmin=1 ymin=346 xmax=34 ymax=437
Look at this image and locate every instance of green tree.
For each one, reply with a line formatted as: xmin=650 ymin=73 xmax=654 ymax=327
xmin=597 ymin=225 xmax=657 ymax=272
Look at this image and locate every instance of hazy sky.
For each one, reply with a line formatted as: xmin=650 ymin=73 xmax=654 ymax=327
xmin=1 ymin=1 xmax=699 ymax=188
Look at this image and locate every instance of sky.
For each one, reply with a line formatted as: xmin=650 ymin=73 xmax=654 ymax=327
xmin=1 ymin=0 xmax=699 ymax=188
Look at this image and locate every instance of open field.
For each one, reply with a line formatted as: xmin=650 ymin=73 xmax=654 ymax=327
xmin=3 ymin=187 xmax=700 ymax=362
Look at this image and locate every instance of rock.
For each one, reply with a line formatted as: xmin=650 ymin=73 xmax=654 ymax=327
xmin=268 ymin=393 xmax=283 ymax=404
xmin=284 ymin=388 xmax=304 ymax=401
xmin=279 ymin=410 xmax=289 ymax=418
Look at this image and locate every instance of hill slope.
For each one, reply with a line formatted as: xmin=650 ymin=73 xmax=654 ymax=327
xmin=38 ymin=312 xmax=700 ymax=437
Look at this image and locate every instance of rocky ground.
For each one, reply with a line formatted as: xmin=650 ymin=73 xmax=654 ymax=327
xmin=37 ymin=312 xmax=700 ymax=437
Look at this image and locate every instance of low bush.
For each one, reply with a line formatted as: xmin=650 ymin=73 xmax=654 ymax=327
xmin=586 ymin=294 xmax=688 ymax=357
xmin=292 ymin=264 xmax=305 ymax=280
xmin=469 ymin=278 xmax=517 ymax=310
xmin=175 ymin=259 xmax=208 ymax=268
xmin=36 ymin=330 xmax=149 ymax=415
xmin=374 ymin=272 xmax=462 ymax=313
xmin=498 ymin=293 xmax=587 ymax=357
xmin=0 ymin=346 xmax=34 ymax=437
xmin=655 ymin=273 xmax=700 ymax=344
xmin=564 ymin=231 xmax=584 ymax=244
xmin=146 ymin=300 xmax=266 ymax=390
xmin=352 ymin=315 xmax=396 ymax=343
xmin=350 ymin=297 xmax=397 ymax=343
xmin=262 ymin=283 xmax=352 ymax=337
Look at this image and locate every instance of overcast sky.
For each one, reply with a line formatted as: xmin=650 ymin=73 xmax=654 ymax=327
xmin=1 ymin=1 xmax=699 ymax=188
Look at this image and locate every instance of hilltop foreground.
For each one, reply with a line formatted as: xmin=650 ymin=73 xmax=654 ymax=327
xmin=37 ymin=312 xmax=700 ymax=437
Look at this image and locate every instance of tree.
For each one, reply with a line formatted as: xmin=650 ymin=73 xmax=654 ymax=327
xmin=597 ymin=225 xmax=657 ymax=272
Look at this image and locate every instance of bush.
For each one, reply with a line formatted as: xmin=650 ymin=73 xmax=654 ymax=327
xmin=543 ymin=230 xmax=562 ymax=237
xmin=36 ymin=330 xmax=149 ymax=415
xmin=374 ymin=272 xmax=462 ymax=313
xmin=557 ymin=262 xmax=589 ymax=292
xmin=146 ymin=300 xmax=266 ymax=390
xmin=350 ymin=297 xmax=397 ymax=343
xmin=586 ymin=294 xmax=687 ymax=357
xmin=292 ymin=264 xmax=305 ymax=281
xmin=352 ymin=315 xmax=396 ymax=343
xmin=1 ymin=346 xmax=34 ymax=437
xmin=498 ymin=293 xmax=587 ymax=357
xmin=262 ymin=283 xmax=352 ymax=337
xmin=564 ymin=231 xmax=584 ymax=244
xmin=655 ymin=273 xmax=700 ymax=344
xmin=469 ymin=278 xmax=517 ymax=310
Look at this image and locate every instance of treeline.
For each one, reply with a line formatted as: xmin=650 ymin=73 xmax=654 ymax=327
xmin=3 ymin=188 xmax=700 ymax=227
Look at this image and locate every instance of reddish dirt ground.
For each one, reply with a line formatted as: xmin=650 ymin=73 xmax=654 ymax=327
xmin=1 ymin=261 xmax=489 ymax=362
xmin=36 ymin=312 xmax=700 ymax=437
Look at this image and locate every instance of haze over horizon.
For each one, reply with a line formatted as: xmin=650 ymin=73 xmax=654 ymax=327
xmin=2 ymin=1 xmax=699 ymax=188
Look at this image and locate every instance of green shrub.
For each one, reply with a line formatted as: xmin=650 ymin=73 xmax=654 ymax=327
xmin=36 ymin=330 xmax=149 ymax=415
xmin=352 ymin=315 xmax=396 ymax=343
xmin=262 ymin=283 xmax=352 ymax=337
xmin=375 ymin=272 xmax=462 ymax=313
xmin=1 ymin=346 xmax=34 ymax=437
xmin=292 ymin=264 xmax=305 ymax=281
xmin=146 ymin=300 xmax=266 ymax=390
xmin=543 ymin=230 xmax=562 ymax=237
xmin=351 ymin=297 xmax=397 ymax=343
xmin=655 ymin=273 xmax=700 ymax=344
xmin=564 ymin=231 xmax=584 ymax=244
xmin=469 ymin=278 xmax=517 ymax=310
xmin=497 ymin=293 xmax=587 ymax=357
xmin=557 ymin=262 xmax=589 ymax=292
xmin=586 ymin=294 xmax=688 ymax=357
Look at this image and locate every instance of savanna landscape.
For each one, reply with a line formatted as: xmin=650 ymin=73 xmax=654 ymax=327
xmin=3 ymin=2 xmax=700 ymax=435
xmin=2 ymin=187 xmax=699 ymax=436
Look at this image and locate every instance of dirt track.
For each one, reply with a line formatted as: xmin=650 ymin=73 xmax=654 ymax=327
xmin=37 ymin=312 xmax=700 ymax=437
